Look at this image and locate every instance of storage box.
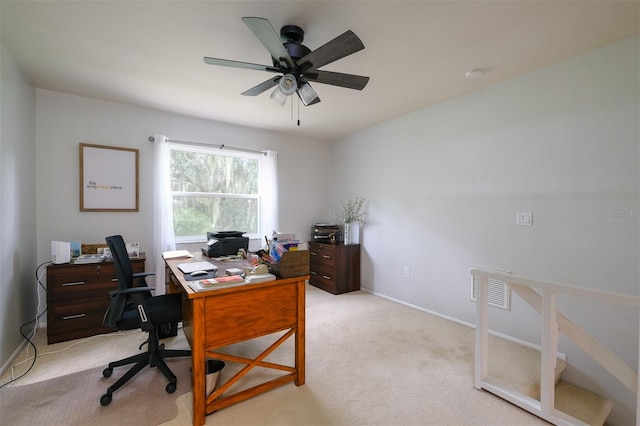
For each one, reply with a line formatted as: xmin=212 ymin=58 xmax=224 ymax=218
xmin=266 ymin=250 xmax=310 ymax=278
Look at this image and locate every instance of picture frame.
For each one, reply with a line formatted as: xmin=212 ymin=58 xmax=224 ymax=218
xmin=126 ymin=242 xmax=140 ymax=258
xmin=79 ymin=143 xmax=139 ymax=212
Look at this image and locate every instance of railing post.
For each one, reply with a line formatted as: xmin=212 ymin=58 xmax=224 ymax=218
xmin=475 ymin=276 xmax=489 ymax=389
xmin=540 ymin=288 xmax=558 ymax=416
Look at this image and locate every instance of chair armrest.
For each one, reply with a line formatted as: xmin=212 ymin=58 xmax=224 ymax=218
xmin=108 ymin=286 xmax=155 ymax=296
xmin=133 ymin=272 xmax=156 ymax=279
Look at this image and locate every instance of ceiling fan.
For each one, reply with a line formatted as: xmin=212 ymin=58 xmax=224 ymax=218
xmin=203 ymin=17 xmax=369 ymax=106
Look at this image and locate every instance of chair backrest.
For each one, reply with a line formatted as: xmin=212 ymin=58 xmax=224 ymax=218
xmin=103 ymin=234 xmax=149 ymax=328
xmin=106 ymin=234 xmax=134 ymax=291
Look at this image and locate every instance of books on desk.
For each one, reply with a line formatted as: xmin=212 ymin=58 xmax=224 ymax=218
xmin=188 ymin=273 xmax=277 ymax=292
xmin=189 ymin=275 xmax=247 ymax=292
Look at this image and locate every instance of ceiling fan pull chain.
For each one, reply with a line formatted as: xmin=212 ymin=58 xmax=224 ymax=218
xmin=297 ymin=97 xmax=301 ymax=126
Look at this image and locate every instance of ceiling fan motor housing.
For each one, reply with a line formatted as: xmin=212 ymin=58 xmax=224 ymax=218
xmin=280 ymin=25 xmax=304 ymax=43
xmin=279 ymin=25 xmax=311 ymax=62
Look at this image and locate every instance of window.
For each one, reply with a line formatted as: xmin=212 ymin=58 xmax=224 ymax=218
xmin=169 ymin=144 xmax=262 ymax=243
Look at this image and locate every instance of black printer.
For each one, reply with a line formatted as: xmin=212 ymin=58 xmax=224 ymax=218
xmin=201 ymin=231 xmax=249 ymax=257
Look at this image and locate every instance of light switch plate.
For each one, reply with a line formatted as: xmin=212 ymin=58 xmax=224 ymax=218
xmin=516 ymin=212 xmax=533 ymax=226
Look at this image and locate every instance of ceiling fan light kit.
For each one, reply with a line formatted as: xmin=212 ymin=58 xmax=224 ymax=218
xmin=297 ymin=82 xmax=319 ymax=106
xmin=204 ymin=17 xmax=369 ymax=109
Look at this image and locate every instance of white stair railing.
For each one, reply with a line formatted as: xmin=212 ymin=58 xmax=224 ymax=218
xmin=471 ymin=268 xmax=640 ymax=426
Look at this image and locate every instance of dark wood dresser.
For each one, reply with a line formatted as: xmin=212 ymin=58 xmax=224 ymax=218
xmin=308 ymin=242 xmax=360 ymax=294
xmin=46 ymin=254 xmax=145 ymax=344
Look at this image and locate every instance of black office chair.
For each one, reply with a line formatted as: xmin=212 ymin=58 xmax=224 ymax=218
xmin=100 ymin=235 xmax=191 ymax=406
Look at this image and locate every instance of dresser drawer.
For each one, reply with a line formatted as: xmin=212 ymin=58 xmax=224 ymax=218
xmin=309 ymin=274 xmax=337 ymax=294
xmin=46 ymin=254 xmax=146 ymax=344
xmin=309 ymin=243 xmax=337 ymax=268
xmin=310 ymin=262 xmax=336 ymax=283
xmin=48 ymin=267 xmax=118 ymax=301
xmin=47 ymin=298 xmax=115 ymax=342
xmin=308 ymin=242 xmax=360 ymax=295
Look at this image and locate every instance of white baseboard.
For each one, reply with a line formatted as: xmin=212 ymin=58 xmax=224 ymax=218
xmin=0 ymin=325 xmax=40 ymax=379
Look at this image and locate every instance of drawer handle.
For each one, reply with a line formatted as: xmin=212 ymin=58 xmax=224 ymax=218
xmin=322 ymin=275 xmax=331 ymax=280
xmin=62 ymin=313 xmax=86 ymax=320
xmin=310 ymin=271 xmax=318 ymax=275
xmin=62 ymin=281 xmax=85 ymax=286
xmin=310 ymin=251 xmax=318 ymax=256
xmin=111 ymin=278 xmax=118 ymax=282
xmin=322 ymin=255 xmax=331 ymax=259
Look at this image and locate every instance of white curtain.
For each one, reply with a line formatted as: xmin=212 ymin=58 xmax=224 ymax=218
xmin=259 ymin=150 xmax=279 ymax=237
xmin=152 ymin=134 xmax=176 ymax=295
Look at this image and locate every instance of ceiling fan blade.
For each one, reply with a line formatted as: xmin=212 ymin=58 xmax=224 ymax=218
xmin=242 ymin=17 xmax=294 ymax=69
xmin=241 ymin=77 xmax=281 ymax=96
xmin=203 ymin=57 xmax=279 ymax=73
xmin=305 ymin=69 xmax=369 ymax=90
xmin=296 ymin=30 xmax=365 ymax=72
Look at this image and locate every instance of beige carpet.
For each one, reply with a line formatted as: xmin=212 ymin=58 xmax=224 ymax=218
xmin=0 ymin=358 xmax=191 ymax=425
xmin=1 ymin=284 xmax=549 ymax=426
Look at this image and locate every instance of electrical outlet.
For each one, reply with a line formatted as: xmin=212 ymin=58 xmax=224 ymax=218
xmin=403 ymin=267 xmax=410 ymax=278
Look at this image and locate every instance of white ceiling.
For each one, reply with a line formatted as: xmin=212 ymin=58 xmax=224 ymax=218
xmin=2 ymin=1 xmax=638 ymax=141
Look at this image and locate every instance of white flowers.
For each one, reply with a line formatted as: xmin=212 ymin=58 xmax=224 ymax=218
xmin=338 ymin=197 xmax=367 ymax=225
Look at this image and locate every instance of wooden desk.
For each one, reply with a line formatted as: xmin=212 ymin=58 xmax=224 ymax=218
xmin=164 ymin=254 xmax=308 ymax=426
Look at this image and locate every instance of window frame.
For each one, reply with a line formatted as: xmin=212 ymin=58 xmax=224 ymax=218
xmin=169 ymin=143 xmax=263 ymax=243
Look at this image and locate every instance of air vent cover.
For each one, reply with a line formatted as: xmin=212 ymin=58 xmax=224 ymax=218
xmin=470 ymin=269 xmax=511 ymax=311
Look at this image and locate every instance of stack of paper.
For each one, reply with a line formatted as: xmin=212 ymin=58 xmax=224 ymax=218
xmin=74 ymin=254 xmax=106 ymax=264
xmin=245 ymin=273 xmax=276 ymax=284
xmin=162 ymin=250 xmax=193 ymax=259
xmin=177 ymin=262 xmax=217 ymax=274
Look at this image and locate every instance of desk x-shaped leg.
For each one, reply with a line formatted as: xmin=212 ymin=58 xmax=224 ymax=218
xmin=205 ymin=327 xmax=300 ymax=413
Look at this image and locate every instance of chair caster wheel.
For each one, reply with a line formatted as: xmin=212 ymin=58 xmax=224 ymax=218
xmin=166 ymin=382 xmax=177 ymax=394
xmin=102 ymin=368 xmax=112 ymax=378
xmin=100 ymin=394 xmax=112 ymax=406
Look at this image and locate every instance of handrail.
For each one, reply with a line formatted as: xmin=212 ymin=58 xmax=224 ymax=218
xmin=471 ymin=268 xmax=639 ymax=425
xmin=508 ymin=283 xmax=638 ymax=394
xmin=470 ymin=268 xmax=640 ymax=307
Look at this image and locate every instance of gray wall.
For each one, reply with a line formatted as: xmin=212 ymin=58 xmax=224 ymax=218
xmin=34 ymin=90 xmax=330 ymax=283
xmin=0 ymin=45 xmax=38 ymax=369
xmin=328 ymin=36 xmax=639 ymax=424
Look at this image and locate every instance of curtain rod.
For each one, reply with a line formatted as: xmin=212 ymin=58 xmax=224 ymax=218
xmin=148 ymin=136 xmax=267 ymax=156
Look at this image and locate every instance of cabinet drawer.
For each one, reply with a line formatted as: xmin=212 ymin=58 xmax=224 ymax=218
xmin=309 ymin=263 xmax=337 ymax=293
xmin=309 ymin=243 xmax=337 ymax=268
xmin=46 ymin=255 xmax=146 ymax=343
xmin=49 ymin=275 xmax=118 ymax=301
xmin=48 ymin=298 xmax=114 ymax=335
xmin=47 ymin=262 xmax=143 ymax=301
xmin=309 ymin=275 xmax=337 ymax=294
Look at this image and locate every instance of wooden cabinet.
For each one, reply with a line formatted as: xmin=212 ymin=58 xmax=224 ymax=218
xmin=308 ymin=242 xmax=360 ymax=294
xmin=46 ymin=254 xmax=145 ymax=344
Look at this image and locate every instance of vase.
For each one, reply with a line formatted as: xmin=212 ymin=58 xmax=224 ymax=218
xmin=343 ymin=222 xmax=352 ymax=245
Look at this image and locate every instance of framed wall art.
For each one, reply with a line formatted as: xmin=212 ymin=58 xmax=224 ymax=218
xmin=79 ymin=143 xmax=139 ymax=212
